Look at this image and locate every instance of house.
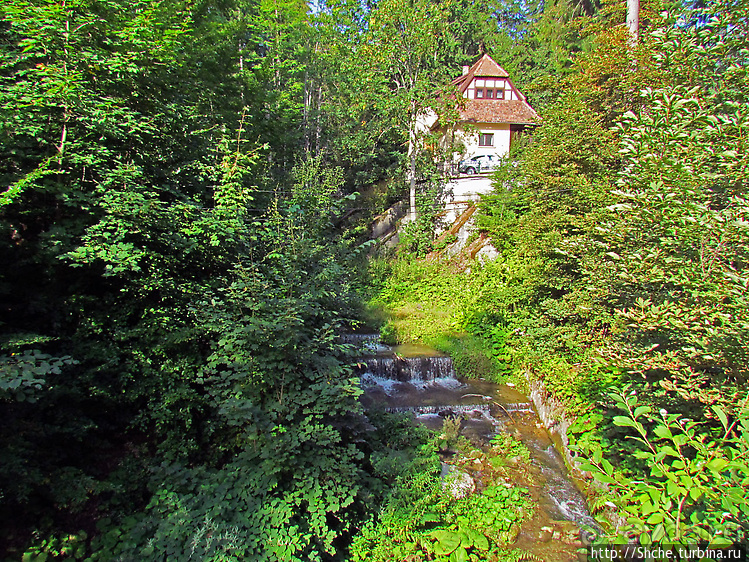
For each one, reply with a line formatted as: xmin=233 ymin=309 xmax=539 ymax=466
xmin=402 ymin=55 xmax=540 ymax=257
xmin=421 ymin=54 xmax=540 ymax=173
xmin=388 ymin=55 xmax=538 ymax=255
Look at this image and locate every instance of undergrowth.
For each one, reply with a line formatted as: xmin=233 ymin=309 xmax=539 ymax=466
xmin=366 ymin=257 xmax=528 ymax=383
xmin=351 ymin=415 xmax=537 ymax=562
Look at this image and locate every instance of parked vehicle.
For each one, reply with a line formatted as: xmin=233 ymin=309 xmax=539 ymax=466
xmin=458 ymin=154 xmax=500 ymax=175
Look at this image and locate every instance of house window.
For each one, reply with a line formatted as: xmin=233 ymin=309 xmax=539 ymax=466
xmin=476 ymin=88 xmax=504 ymax=100
xmin=479 ymin=133 xmax=494 ymax=147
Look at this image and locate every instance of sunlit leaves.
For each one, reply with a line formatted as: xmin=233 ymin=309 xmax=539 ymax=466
xmin=577 ymin=389 xmax=749 ymax=543
xmin=602 ymin=81 xmax=749 ymax=398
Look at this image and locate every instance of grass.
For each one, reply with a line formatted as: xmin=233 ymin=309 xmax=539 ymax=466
xmin=365 ymin=257 xmax=518 ymax=382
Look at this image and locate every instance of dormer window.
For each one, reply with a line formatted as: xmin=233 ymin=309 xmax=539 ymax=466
xmin=473 ymin=87 xmax=506 ymax=100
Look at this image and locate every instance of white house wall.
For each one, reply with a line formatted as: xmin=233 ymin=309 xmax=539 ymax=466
xmin=452 ymin=123 xmax=511 ymax=160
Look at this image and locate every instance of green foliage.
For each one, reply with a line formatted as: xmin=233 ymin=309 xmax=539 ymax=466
xmin=537 ymin=357 xmax=622 ymax=417
xmin=467 ymin=0 xmax=749 ymax=543
xmin=366 ymin=252 xmax=546 ymax=384
xmin=0 ymin=350 xmax=77 ymax=403
xmin=489 ymin=433 xmax=531 ymax=466
xmin=429 ymin=526 xmax=490 ymax=560
xmin=22 ymin=531 xmax=88 ymax=561
xmin=434 ymin=334 xmax=501 ymax=381
xmin=368 ymin=256 xmax=533 ymax=343
xmin=0 ymin=1 xmax=378 ymax=559
xmin=351 ymin=432 xmax=533 ymax=562
xmin=577 ymin=389 xmax=749 ymax=543
xmin=598 ymin=83 xmax=749 ymax=406
xmin=399 ymin=215 xmax=438 ymax=257
xmin=362 ymin=0 xmax=749 ymax=548
xmin=438 ymin=416 xmax=462 ymax=451
xmin=1 ymin=0 xmax=747 ymax=556
xmin=452 ymin=485 xmax=531 ymax=544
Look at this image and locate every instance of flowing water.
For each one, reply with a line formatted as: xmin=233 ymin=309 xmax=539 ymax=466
xmin=350 ymin=335 xmax=597 ymax=561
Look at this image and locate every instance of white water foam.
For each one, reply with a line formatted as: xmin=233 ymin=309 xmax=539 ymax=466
xmin=415 ymin=413 xmax=443 ymax=421
xmin=360 ymin=373 xmax=466 ymax=395
xmin=356 ymin=356 xmax=457 ymax=382
xmin=360 ymin=374 xmax=406 ymax=395
xmin=388 ymin=404 xmax=493 ymax=416
xmin=539 ymin=464 xmax=597 ymax=530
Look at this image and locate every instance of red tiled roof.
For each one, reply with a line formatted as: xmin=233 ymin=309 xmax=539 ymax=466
xmin=460 ymin=99 xmax=540 ymax=125
xmin=470 ymin=54 xmax=510 ymax=78
xmin=441 ymin=54 xmax=540 ymax=126
xmin=451 ymin=54 xmax=510 ymax=95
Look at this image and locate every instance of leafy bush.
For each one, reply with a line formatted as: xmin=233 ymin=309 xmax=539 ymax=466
xmin=489 ymin=433 xmax=531 ymax=466
xmin=577 ymin=389 xmax=749 ymax=544
xmin=351 ymin=434 xmax=534 ymax=562
xmin=399 ymin=216 xmax=438 ymax=257
xmin=366 ymin=257 xmax=536 ymax=381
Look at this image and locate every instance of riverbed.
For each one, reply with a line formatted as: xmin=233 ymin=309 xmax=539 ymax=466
xmin=349 ymin=335 xmax=597 ymax=561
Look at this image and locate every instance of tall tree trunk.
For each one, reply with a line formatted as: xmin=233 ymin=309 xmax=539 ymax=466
xmin=408 ymin=127 xmax=417 ymax=221
xmin=316 ymin=84 xmax=322 ymax=155
xmin=303 ymin=70 xmax=310 ymax=153
xmin=627 ymin=0 xmax=639 ymax=43
xmin=409 ymin=151 xmax=417 ymax=221
xmin=408 ymin=102 xmax=418 ymax=221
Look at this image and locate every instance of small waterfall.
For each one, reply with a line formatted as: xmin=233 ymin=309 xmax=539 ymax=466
xmin=355 ymin=355 xmax=456 ymax=382
xmin=340 ymin=333 xmax=389 ymax=355
xmin=496 ymin=402 xmax=534 ymax=413
xmin=340 ymin=334 xmax=380 ymax=344
xmin=387 ymin=404 xmax=492 ymax=417
xmin=351 ymin=331 xmax=598 ymax=551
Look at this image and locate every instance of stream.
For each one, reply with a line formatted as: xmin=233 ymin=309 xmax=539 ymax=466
xmin=349 ymin=334 xmax=598 ymax=561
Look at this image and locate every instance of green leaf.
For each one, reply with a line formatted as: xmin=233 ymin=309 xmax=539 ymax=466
xmin=431 ymin=530 xmax=460 ymax=556
xmin=706 ymin=458 xmax=729 ymax=473
xmin=593 ymin=473 xmax=616 ymax=484
xmin=466 ymin=529 xmax=489 ymax=551
xmin=653 ymin=425 xmax=673 ymax=439
xmin=661 ymin=446 xmax=679 ymax=458
xmin=450 ymin=546 xmax=469 ymax=562
xmin=613 ymin=415 xmax=639 ymax=429
xmin=634 ymin=405 xmax=651 ymax=418
xmin=646 ymin=512 xmax=664 ymax=524
xmin=712 ymin=406 xmax=729 ymax=431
